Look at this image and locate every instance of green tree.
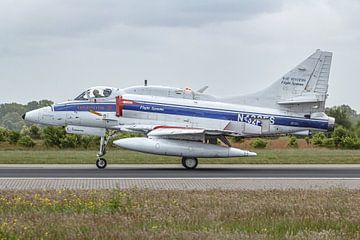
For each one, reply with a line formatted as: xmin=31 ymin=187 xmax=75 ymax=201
xmin=0 ymin=112 xmax=25 ymax=131
xmin=326 ymin=105 xmax=357 ymax=129
xmin=0 ymin=103 xmax=26 ymax=118
xmin=353 ymin=119 xmax=360 ymax=138
xmin=0 ymin=100 xmax=53 ymax=131
xmin=25 ymin=100 xmax=53 ymax=112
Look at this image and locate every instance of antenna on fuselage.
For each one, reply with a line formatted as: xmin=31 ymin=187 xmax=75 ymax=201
xmin=144 ymin=79 xmax=148 ymax=86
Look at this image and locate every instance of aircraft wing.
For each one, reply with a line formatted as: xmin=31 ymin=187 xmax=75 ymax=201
xmin=112 ymin=124 xmax=155 ymax=133
xmin=147 ymin=127 xmax=205 ymax=141
xmin=113 ymin=124 xmax=236 ymax=142
xmin=146 ymin=126 xmax=235 ymax=145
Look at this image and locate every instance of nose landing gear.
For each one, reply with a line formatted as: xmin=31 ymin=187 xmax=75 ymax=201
xmin=96 ymin=157 xmax=107 ymax=169
xmin=96 ymin=132 xmax=116 ymax=169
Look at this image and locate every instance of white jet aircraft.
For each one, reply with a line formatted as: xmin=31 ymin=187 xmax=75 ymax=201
xmin=23 ymin=49 xmax=335 ymax=169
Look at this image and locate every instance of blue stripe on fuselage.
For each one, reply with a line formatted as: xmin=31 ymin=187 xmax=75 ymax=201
xmin=54 ymin=103 xmax=116 ymax=112
xmin=53 ymin=101 xmax=329 ymax=130
xmin=124 ymin=102 xmax=328 ymax=130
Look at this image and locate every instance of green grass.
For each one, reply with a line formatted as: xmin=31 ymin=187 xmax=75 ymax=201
xmin=0 ymin=189 xmax=360 ymax=239
xmin=1 ymin=148 xmax=360 ymax=164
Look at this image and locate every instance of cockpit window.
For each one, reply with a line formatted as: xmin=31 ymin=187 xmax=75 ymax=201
xmin=103 ymin=88 xmax=112 ymax=97
xmin=89 ymin=88 xmax=112 ymax=98
xmin=74 ymin=91 xmax=89 ymax=100
xmin=74 ymin=87 xmax=113 ymax=101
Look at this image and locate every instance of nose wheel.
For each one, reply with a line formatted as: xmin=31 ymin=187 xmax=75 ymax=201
xmin=96 ymin=158 xmax=107 ymax=169
xmin=95 ymin=132 xmax=116 ymax=169
xmin=181 ymin=157 xmax=198 ymax=169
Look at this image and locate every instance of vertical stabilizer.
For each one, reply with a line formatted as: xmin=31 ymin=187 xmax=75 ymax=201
xmin=222 ymin=50 xmax=333 ymax=114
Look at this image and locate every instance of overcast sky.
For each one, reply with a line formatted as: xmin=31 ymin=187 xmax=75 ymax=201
xmin=0 ymin=0 xmax=359 ymax=110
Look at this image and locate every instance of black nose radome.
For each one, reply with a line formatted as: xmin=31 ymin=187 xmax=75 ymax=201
xmin=22 ymin=113 xmax=26 ymax=120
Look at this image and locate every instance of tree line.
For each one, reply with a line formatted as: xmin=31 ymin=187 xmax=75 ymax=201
xmin=0 ymin=100 xmax=53 ymax=131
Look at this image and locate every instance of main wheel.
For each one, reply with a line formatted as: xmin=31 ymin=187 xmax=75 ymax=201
xmin=181 ymin=157 xmax=198 ymax=169
xmin=96 ymin=158 xmax=107 ymax=169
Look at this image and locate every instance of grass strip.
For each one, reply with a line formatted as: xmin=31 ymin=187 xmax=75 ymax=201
xmin=0 ymin=189 xmax=359 ymax=239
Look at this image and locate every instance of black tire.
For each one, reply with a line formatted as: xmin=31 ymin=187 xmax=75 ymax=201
xmin=181 ymin=157 xmax=198 ymax=169
xmin=96 ymin=158 xmax=107 ymax=169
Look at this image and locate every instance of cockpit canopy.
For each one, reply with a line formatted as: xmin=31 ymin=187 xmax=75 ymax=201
xmin=74 ymin=86 xmax=116 ymax=100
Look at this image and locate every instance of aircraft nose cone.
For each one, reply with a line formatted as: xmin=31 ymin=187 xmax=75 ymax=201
xmin=23 ymin=109 xmax=40 ymax=123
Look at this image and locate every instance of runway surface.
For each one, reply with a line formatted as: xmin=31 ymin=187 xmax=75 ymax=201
xmin=2 ymin=165 xmax=360 ymax=190
xmin=1 ymin=164 xmax=360 ymax=178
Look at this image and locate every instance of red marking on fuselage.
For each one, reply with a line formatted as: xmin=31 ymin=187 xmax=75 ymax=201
xmin=116 ymin=96 xmax=139 ymax=117
xmin=116 ymin=96 xmax=122 ymax=117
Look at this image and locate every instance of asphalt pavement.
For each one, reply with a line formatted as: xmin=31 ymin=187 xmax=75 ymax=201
xmin=1 ymin=164 xmax=360 ymax=178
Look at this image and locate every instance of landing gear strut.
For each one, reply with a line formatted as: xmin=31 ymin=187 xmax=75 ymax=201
xmin=181 ymin=157 xmax=198 ymax=169
xmin=96 ymin=132 xmax=116 ymax=169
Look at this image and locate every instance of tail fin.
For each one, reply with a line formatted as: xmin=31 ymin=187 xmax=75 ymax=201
xmin=223 ymin=49 xmax=333 ymax=114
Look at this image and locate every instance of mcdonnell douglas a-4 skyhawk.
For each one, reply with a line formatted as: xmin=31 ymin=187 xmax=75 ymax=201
xmin=23 ymin=50 xmax=334 ymax=169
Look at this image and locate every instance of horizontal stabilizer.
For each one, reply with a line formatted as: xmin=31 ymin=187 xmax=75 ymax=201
xmin=277 ymin=93 xmax=326 ymax=105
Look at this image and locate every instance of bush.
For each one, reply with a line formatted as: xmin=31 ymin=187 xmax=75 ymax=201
xmin=7 ymin=130 xmax=20 ymax=144
xmin=250 ymin=138 xmax=268 ymax=149
xmin=29 ymin=125 xmax=41 ymax=139
xmin=59 ymin=134 xmax=81 ymax=148
xmin=304 ymin=136 xmax=311 ymax=145
xmin=0 ymin=128 xmax=9 ymax=142
xmin=332 ymin=126 xmax=349 ymax=148
xmin=322 ymin=138 xmax=335 ymax=148
xmin=340 ymin=136 xmax=360 ymax=149
xmin=287 ymin=135 xmax=298 ymax=148
xmin=18 ymin=135 xmax=36 ymax=148
xmin=20 ymin=126 xmax=31 ymax=136
xmin=81 ymin=136 xmax=98 ymax=149
xmin=312 ymin=132 xmax=326 ymax=146
xmin=42 ymin=126 xmax=66 ymax=147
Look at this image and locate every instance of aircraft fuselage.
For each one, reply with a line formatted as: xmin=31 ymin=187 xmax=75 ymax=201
xmin=25 ymin=92 xmax=333 ymax=136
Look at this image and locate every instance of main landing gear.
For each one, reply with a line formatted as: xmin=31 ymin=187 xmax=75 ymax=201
xmin=96 ymin=132 xmax=116 ymax=169
xmin=181 ymin=157 xmax=198 ymax=169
